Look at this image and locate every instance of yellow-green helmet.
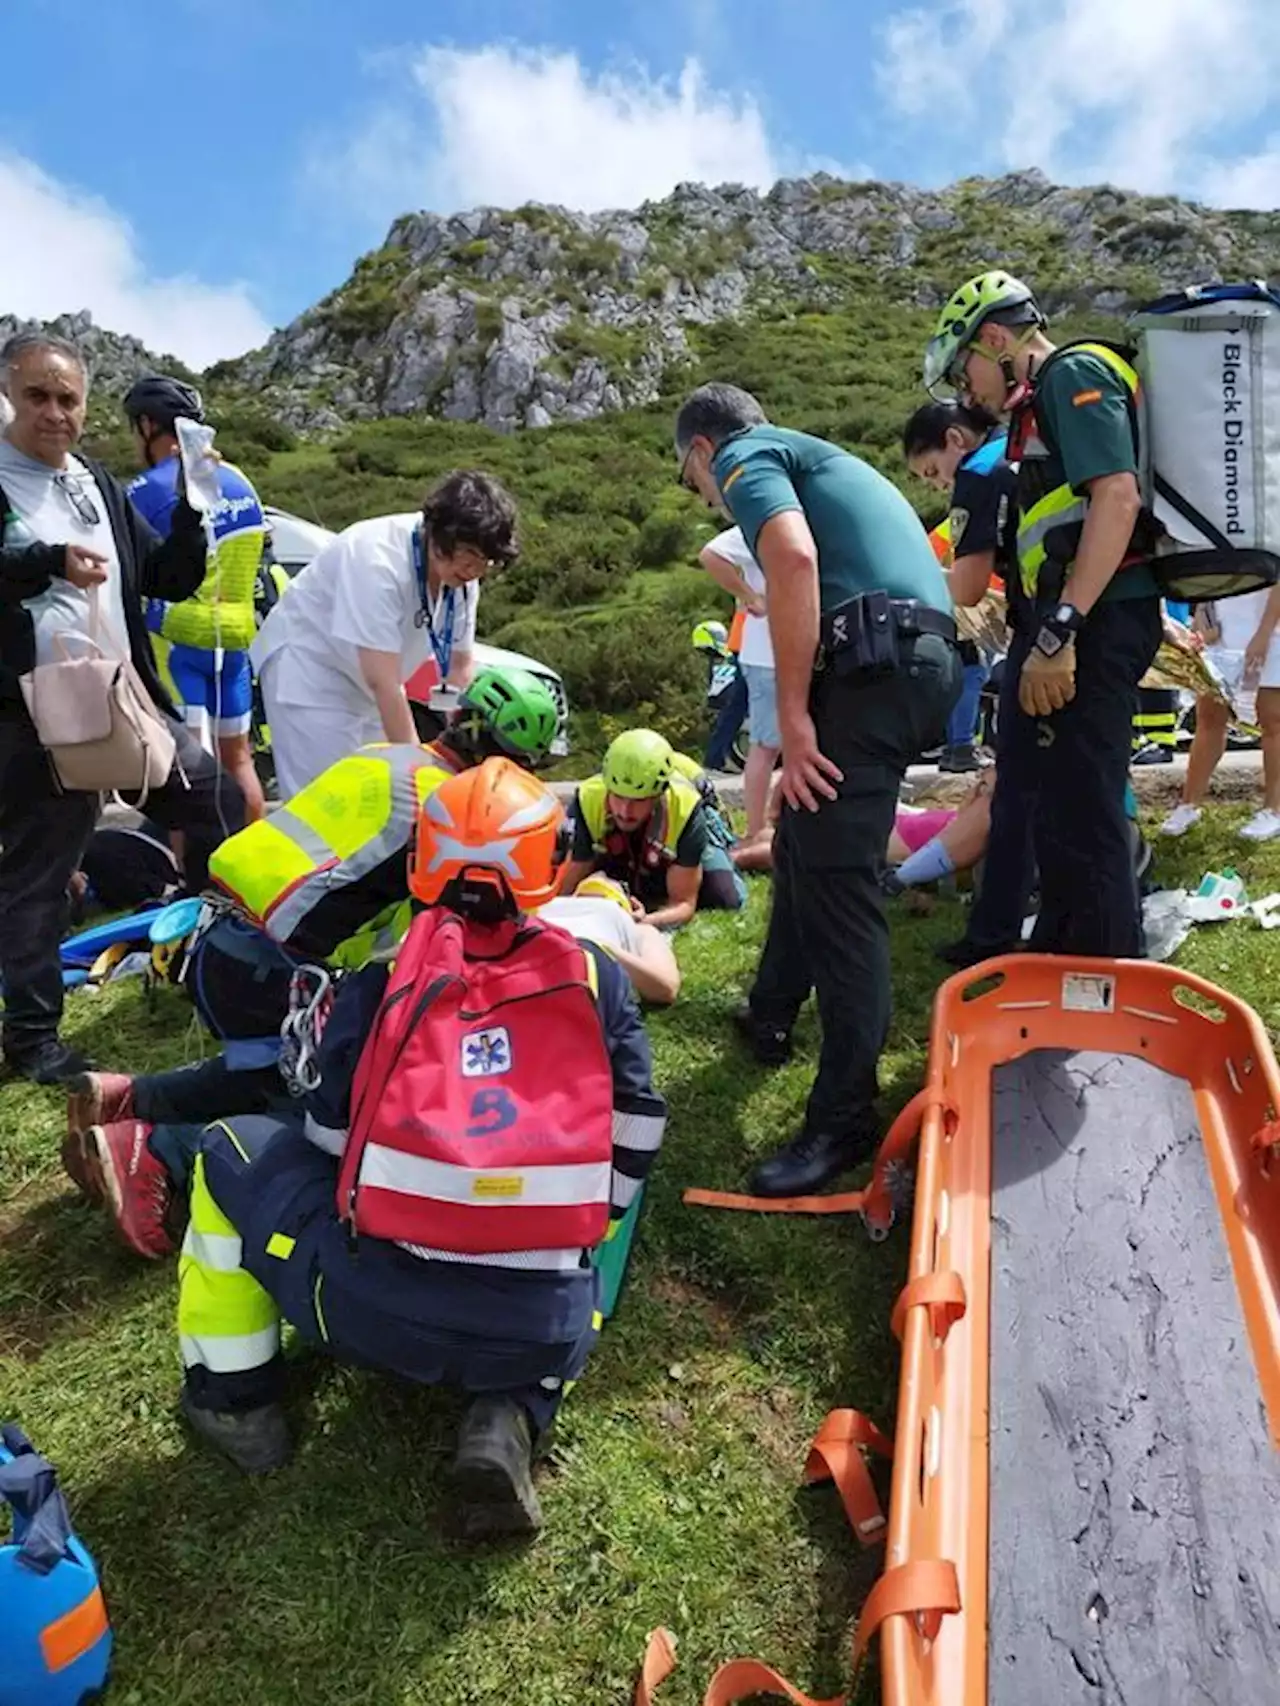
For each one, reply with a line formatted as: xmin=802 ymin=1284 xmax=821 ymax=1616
xmin=922 ymin=270 xmax=1042 ymax=397
xmin=603 ymin=728 xmax=674 ymax=799
xmin=690 ymin=618 xmax=728 ymax=654
xmin=458 ymin=666 xmax=559 ymax=761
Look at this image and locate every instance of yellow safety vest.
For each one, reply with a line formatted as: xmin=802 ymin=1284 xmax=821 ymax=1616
xmin=1014 ymin=341 xmax=1142 ymax=600
xmin=577 ymin=773 xmax=702 ymax=866
xmin=209 ymin=744 xmax=455 ymax=946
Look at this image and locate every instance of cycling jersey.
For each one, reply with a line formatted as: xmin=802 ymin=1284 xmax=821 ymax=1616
xmin=128 ymin=455 xmax=265 ymax=651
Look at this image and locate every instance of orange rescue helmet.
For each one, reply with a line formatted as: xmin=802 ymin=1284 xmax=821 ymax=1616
xmin=408 ymin=756 xmax=566 ymax=916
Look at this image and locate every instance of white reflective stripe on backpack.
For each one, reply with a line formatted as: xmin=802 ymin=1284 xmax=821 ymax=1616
xmin=358 ymin=1142 xmax=612 ymax=1208
xmin=1131 ymin=287 xmax=1280 ymax=560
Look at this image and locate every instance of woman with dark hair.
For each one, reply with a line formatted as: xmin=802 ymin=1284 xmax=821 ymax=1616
xmin=902 ymin=398 xmax=1032 ymax=964
xmin=251 ymin=470 xmax=519 ymax=795
xmin=904 ymin=399 xmax=1011 ymax=771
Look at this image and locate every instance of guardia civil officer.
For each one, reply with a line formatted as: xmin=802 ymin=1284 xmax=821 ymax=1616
xmin=675 ymin=383 xmax=959 ymax=1197
xmin=923 ymin=271 xmax=1163 ymax=957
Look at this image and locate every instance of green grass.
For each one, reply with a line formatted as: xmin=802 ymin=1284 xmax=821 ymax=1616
xmin=5 ymin=811 xmax=1280 ymax=1703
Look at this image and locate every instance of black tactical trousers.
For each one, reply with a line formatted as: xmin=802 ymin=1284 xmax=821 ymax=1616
xmin=751 ymin=634 xmax=960 ymax=1136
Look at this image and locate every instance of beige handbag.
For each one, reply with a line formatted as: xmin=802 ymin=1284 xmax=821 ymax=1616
xmin=19 ymin=588 xmax=176 ymax=802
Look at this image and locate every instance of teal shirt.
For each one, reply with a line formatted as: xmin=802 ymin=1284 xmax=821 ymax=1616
xmin=711 ymin=425 xmax=952 ymax=615
xmin=1034 ymin=349 xmax=1159 ymax=604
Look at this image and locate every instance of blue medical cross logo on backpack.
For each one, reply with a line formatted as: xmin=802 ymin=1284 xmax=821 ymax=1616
xmin=461 ymin=1026 xmax=512 ymax=1077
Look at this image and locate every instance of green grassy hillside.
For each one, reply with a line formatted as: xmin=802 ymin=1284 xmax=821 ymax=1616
xmin=85 ymin=292 xmax=1114 ymax=763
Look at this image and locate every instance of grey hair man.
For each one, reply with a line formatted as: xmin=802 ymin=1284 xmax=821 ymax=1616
xmin=674 ymin=380 xmax=960 ymax=1199
xmin=0 ymin=333 xmax=245 ymax=1084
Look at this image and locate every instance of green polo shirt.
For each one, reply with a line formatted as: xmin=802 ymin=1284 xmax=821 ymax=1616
xmin=1035 ymin=348 xmax=1159 ymax=603
xmin=711 ymin=425 xmax=952 ymax=615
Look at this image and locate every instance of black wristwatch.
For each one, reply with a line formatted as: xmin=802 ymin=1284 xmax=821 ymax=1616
xmin=1033 ymin=602 xmax=1085 ymax=658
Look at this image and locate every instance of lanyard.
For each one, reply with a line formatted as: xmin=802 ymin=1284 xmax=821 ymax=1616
xmin=412 ymin=527 xmax=456 ymax=679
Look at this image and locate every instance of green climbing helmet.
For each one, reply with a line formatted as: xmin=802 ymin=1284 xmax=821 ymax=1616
xmin=603 ymin=728 xmax=675 ymax=800
xmin=458 ymin=666 xmax=559 ymax=761
xmin=922 ymin=270 xmax=1043 ymax=397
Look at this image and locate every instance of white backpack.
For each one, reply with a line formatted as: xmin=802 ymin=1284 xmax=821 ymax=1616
xmin=1129 ymin=283 xmax=1280 ymax=600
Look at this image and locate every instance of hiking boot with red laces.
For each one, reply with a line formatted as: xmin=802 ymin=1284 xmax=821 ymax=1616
xmin=84 ymin=1121 xmax=175 ymax=1260
xmin=62 ymin=1074 xmax=136 ymax=1199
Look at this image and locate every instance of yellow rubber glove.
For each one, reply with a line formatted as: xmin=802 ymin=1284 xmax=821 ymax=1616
xmin=1018 ymin=639 xmax=1077 ymax=717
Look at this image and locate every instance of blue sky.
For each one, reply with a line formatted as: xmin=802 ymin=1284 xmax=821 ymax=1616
xmin=2 ymin=0 xmax=1277 ymax=366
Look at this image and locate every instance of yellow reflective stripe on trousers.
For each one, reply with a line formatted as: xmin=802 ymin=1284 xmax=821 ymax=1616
xmin=177 ymin=1154 xmax=281 ymax=1375
xmin=1017 ymin=487 xmax=1087 ymax=597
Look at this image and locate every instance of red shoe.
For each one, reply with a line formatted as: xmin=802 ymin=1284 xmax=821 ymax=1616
xmin=63 ymin=1073 xmax=136 ymax=1200
xmin=83 ymin=1121 xmax=176 ymax=1260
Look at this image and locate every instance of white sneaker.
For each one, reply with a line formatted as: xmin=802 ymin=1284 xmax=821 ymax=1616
xmin=1160 ymin=804 xmax=1202 ymax=837
xmin=1240 ymin=808 xmax=1280 ymax=842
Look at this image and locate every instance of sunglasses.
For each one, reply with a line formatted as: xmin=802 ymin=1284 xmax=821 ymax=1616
xmin=677 ymin=441 xmax=698 ymax=491
xmin=55 ymin=472 xmax=100 ymax=528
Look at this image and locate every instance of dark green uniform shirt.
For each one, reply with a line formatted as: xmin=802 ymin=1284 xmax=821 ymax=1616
xmin=1034 ymin=349 xmax=1160 ymax=603
xmin=711 ymin=425 xmax=952 ymax=615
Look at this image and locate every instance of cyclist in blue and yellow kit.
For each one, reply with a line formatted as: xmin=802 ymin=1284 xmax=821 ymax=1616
xmin=124 ymin=376 xmax=267 ymax=820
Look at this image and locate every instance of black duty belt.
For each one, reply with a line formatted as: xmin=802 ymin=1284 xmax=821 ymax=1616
xmin=818 ymin=591 xmax=957 ymax=677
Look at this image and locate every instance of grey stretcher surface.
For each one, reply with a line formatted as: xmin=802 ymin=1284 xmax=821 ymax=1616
xmin=988 ymin=1049 xmax=1280 ymax=1706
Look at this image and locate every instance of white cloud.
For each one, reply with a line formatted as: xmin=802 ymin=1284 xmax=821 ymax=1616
xmin=0 ymin=151 xmax=271 ymax=368
xmin=317 ymin=45 xmax=784 ymax=222
xmin=877 ymin=0 xmax=1280 ymax=208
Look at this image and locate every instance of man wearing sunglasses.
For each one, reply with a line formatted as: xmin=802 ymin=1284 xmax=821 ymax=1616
xmin=674 ymin=382 xmax=959 ymax=1199
xmin=922 ymin=270 xmax=1162 ymax=959
xmin=0 ymin=332 xmax=244 ymax=1084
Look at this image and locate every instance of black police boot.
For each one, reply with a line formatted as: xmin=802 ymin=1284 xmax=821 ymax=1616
xmin=748 ymin=1120 xmax=880 ymax=1198
xmin=180 ymin=1388 xmax=291 ymax=1474
xmin=732 ymin=1003 xmax=792 ymax=1067
xmin=937 ymin=744 xmax=981 ymax=773
xmin=3 ymin=1036 xmax=92 ymax=1086
xmin=1131 ymin=742 xmax=1174 ymax=766
xmin=450 ymin=1397 xmax=543 ymax=1540
xmin=934 ymin=935 xmax=1015 ymax=970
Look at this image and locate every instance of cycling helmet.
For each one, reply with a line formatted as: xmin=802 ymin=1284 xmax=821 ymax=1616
xmin=409 ymin=757 xmax=565 ymax=915
xmin=691 ymin=619 xmax=728 ymax=653
xmin=458 ymin=666 xmax=559 ymax=762
xmin=922 ymin=271 xmax=1043 ymax=397
xmin=123 ymin=374 xmax=205 ymax=431
xmin=602 ymin=729 xmax=675 ymax=800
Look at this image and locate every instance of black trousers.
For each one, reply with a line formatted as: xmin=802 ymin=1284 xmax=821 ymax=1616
xmin=960 ymin=655 xmax=1037 ymax=955
xmin=0 ymin=708 xmax=245 ymax=1053
xmin=751 ymin=634 xmax=961 ymax=1135
xmin=1001 ymin=598 xmax=1162 ymax=958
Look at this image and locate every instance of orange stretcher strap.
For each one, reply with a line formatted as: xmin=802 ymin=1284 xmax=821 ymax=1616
xmin=890 ymin=1270 xmax=967 ymax=1343
xmin=634 ymin=1629 xmax=844 ymax=1706
xmin=1251 ymin=1120 xmax=1280 ymax=1158
xmin=681 ymin=1186 xmax=868 ymax=1214
xmin=684 ymin=1087 xmax=940 ymax=1217
xmin=803 ymin=1409 xmax=892 ymax=1545
xmin=634 ymin=1628 xmax=678 ymax=1705
xmin=852 ymin=1559 xmax=962 ymax=1667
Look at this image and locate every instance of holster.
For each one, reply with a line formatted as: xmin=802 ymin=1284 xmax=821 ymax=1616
xmin=820 ymin=591 xmax=900 ymax=679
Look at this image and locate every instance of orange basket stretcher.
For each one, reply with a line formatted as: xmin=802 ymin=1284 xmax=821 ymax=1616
xmin=883 ymin=953 xmax=1280 ymax=1706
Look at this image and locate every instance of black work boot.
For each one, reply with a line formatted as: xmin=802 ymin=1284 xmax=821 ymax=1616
xmin=450 ymin=1397 xmax=543 ymax=1541
xmin=937 ymin=744 xmax=981 ymax=773
xmin=180 ymin=1389 xmax=291 ymax=1474
xmin=3 ymin=1037 xmax=91 ymax=1086
xmin=748 ymin=1121 xmax=880 ymax=1198
xmin=732 ymin=1003 xmax=792 ymax=1067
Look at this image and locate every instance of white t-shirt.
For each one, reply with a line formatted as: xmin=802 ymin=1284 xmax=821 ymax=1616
xmin=251 ymin=513 xmax=479 ymax=711
xmin=707 ymin=526 xmax=773 ymax=669
xmin=537 ymin=894 xmax=642 ymax=957
xmin=0 ymin=439 xmax=128 ymax=663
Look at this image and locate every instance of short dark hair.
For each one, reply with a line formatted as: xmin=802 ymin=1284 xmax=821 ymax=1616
xmin=902 ymin=398 xmax=999 ymax=459
xmin=674 ymin=383 xmax=767 ymax=455
xmin=422 ymin=469 xmax=519 ymax=567
xmin=1 ymin=331 xmax=87 ymax=387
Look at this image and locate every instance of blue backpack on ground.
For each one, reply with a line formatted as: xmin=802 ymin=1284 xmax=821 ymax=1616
xmin=0 ymin=1426 xmax=112 ymax=1705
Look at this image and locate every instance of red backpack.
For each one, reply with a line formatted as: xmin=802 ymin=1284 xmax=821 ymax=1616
xmin=337 ymin=909 xmax=614 ymax=1256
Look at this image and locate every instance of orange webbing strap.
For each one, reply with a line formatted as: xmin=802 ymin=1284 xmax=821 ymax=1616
xmin=634 ymin=1628 xmax=678 ymax=1705
xmin=1251 ymin=1120 xmax=1280 ymax=1161
xmin=683 ymin=1087 xmax=937 ymax=1218
xmin=890 ymin=1270 xmax=967 ymax=1343
xmin=634 ymin=1561 xmax=960 ymax=1705
xmin=802 ymin=1409 xmax=892 ymax=1546
xmin=852 ymin=1559 xmax=962 ymax=1667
